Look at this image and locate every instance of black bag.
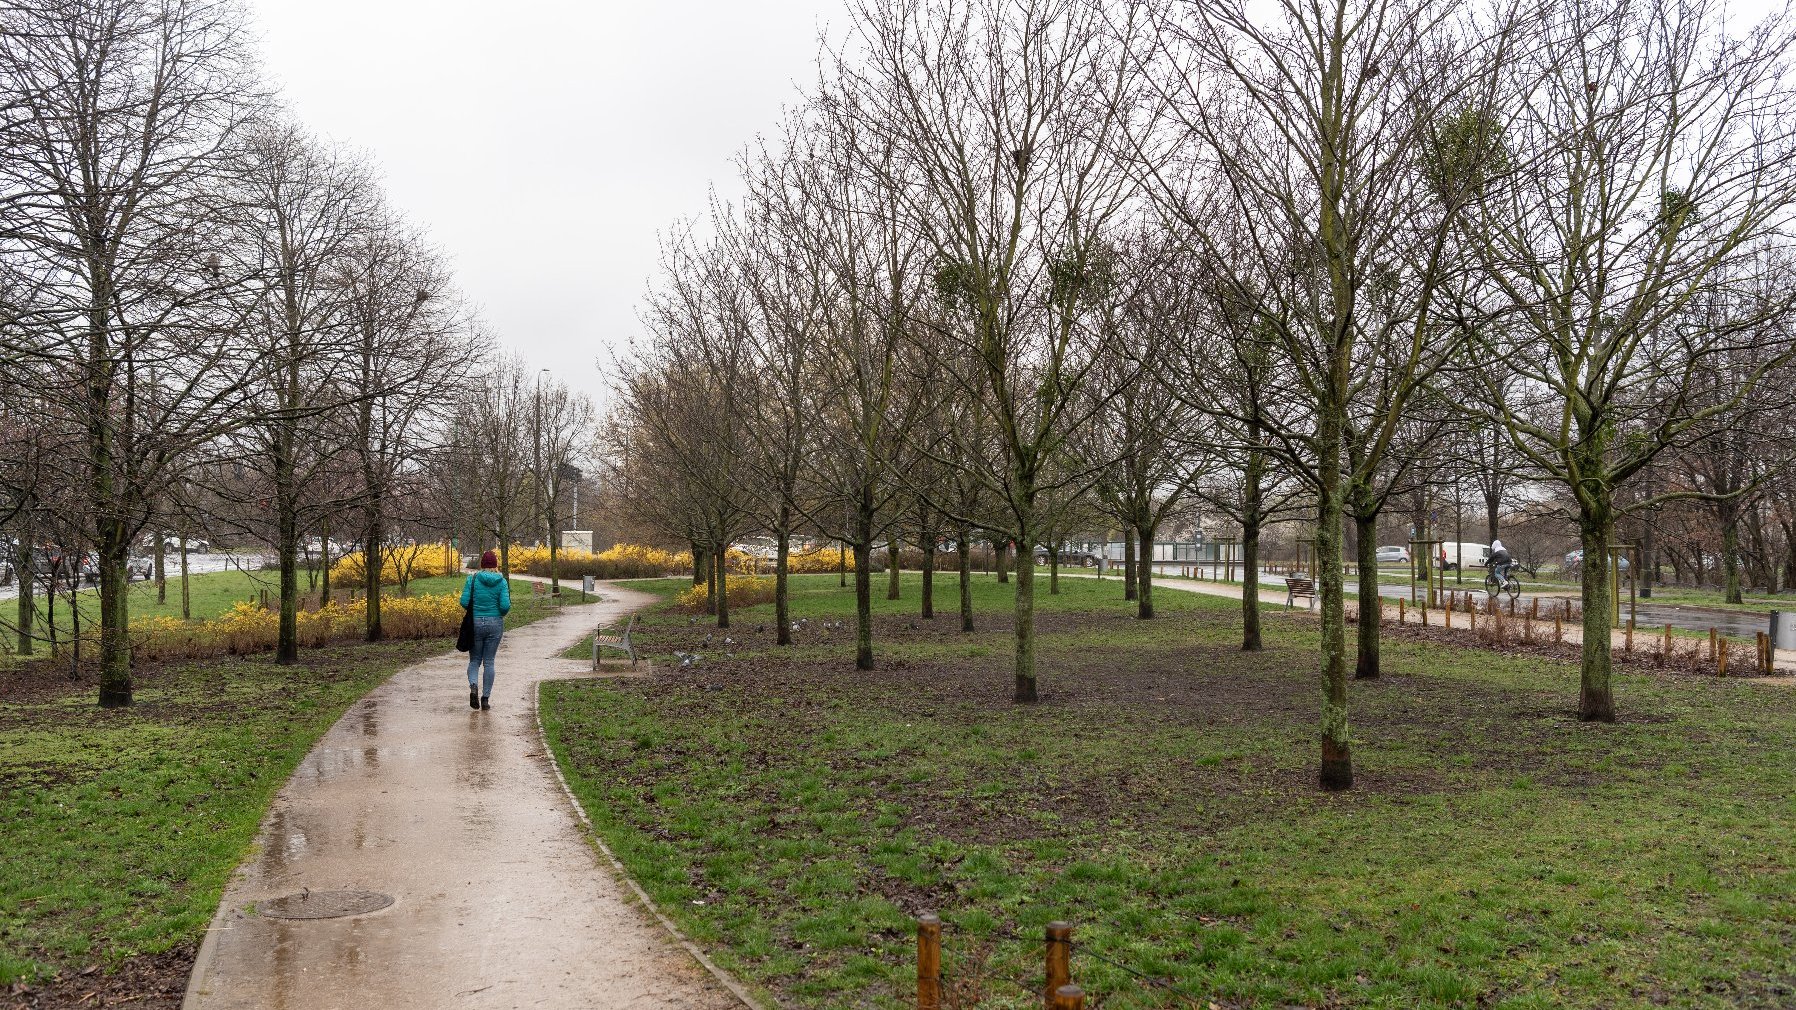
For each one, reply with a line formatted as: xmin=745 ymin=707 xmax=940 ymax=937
xmin=455 ymin=606 xmax=474 ymax=653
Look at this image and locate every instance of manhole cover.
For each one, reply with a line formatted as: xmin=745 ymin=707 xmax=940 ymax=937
xmin=253 ymin=889 xmax=393 ymax=920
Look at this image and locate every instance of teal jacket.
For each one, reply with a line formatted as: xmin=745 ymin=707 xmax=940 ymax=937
xmin=460 ymin=571 xmax=512 ymax=619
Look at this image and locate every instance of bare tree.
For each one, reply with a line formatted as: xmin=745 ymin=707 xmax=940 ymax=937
xmin=0 ymin=0 xmax=266 ymax=704
xmin=1464 ymin=0 xmax=1796 ymax=721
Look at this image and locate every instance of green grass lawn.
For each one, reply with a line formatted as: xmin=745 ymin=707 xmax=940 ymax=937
xmin=540 ymin=572 xmax=1796 ymax=1010
xmin=0 ymin=637 xmax=449 ymax=984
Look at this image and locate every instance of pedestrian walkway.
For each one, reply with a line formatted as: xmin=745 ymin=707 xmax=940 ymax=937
xmin=183 ymin=584 xmax=742 ymax=1010
xmin=1128 ymin=571 xmax=1796 ymax=674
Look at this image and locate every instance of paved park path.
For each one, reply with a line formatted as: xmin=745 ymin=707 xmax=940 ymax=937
xmin=1118 ymin=571 xmax=1796 ymax=675
xmin=183 ymin=584 xmax=744 ymax=1010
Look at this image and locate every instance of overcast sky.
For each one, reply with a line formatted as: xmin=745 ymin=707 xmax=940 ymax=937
xmin=252 ymin=0 xmax=845 ymax=405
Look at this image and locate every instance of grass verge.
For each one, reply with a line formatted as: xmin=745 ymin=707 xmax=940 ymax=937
xmin=540 ymin=572 xmax=1796 ymax=1009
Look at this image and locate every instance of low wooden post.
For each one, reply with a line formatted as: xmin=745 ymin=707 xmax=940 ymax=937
xmin=1554 ymin=614 xmax=1562 ymax=643
xmin=917 ymin=915 xmax=942 ymax=1010
xmin=1661 ymin=624 xmax=1671 ymax=659
xmin=1709 ymin=628 xmax=1719 ymax=661
xmin=1718 ymin=641 xmax=1729 ymax=678
xmin=1530 ymin=598 xmax=1539 ymax=620
xmin=1444 ymin=604 xmax=1452 ymax=629
xmin=1758 ymin=632 xmax=1770 ymax=675
xmin=1050 ymin=985 xmax=1085 ymax=1010
xmin=1044 ymin=922 xmax=1071 ymax=1004
xmin=1421 ymin=604 xmax=1429 ymax=627
xmin=1398 ymin=598 xmax=1406 ymax=623
xmin=1625 ymin=620 xmax=1634 ymax=654
xmin=1468 ymin=608 xmax=1476 ymax=634
xmin=1508 ymin=596 xmax=1516 ymax=617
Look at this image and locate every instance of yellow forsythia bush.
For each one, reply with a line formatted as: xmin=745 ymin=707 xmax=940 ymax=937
xmin=124 ymin=593 xmax=466 ymax=662
xmin=785 ymin=547 xmax=851 ymax=574
xmin=673 ymin=574 xmax=775 ymax=612
xmin=331 ymin=542 xmax=463 ymax=586
xmin=502 ymin=542 xmax=695 ymax=579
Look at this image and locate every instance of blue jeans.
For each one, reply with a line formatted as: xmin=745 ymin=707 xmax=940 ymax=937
xmin=467 ymin=617 xmax=503 ymax=696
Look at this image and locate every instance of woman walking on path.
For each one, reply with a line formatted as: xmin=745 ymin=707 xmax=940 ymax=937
xmin=461 ymin=550 xmax=512 ymax=710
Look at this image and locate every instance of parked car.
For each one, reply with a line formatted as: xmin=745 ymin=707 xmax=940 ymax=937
xmin=1374 ymin=544 xmax=1411 ymax=565
xmin=1563 ymin=549 xmax=1629 ymax=576
xmin=162 ymin=537 xmax=209 ymax=553
xmin=127 ymin=554 xmax=154 ymax=580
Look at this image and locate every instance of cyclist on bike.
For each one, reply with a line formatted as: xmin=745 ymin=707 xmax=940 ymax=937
xmin=1489 ymin=538 xmax=1515 ymax=586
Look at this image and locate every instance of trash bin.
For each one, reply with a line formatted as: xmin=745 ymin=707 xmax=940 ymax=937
xmin=1770 ymin=611 xmax=1796 ymax=650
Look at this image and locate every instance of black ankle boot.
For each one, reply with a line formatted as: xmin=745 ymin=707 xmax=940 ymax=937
xmin=469 ymin=688 xmax=479 ymax=709
xmin=480 ymin=696 xmax=490 ymax=710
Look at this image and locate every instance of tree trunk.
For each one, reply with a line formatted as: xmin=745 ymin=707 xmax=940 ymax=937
xmin=714 ymin=546 xmax=730 ymax=630
xmin=153 ymin=529 xmax=166 ymax=605
xmin=1354 ymin=508 xmax=1381 ymax=679
xmin=996 ymin=540 xmax=1010 ymax=583
xmin=692 ymin=544 xmax=707 ymax=585
xmin=887 ymin=539 xmax=901 ymax=600
xmin=703 ymin=546 xmax=716 ymax=615
xmin=1577 ymin=498 xmax=1617 ymax=722
xmin=775 ymin=519 xmax=792 ymax=645
xmin=1640 ymin=512 xmax=1656 ymax=598
xmin=179 ymin=537 xmax=190 ymax=620
xmin=1049 ymin=549 xmax=1059 ymax=595
xmin=1013 ymin=507 xmax=1037 ymax=704
xmin=1136 ymin=522 xmax=1155 ymax=619
xmin=16 ymin=538 xmax=35 ymax=656
xmin=1242 ymin=444 xmax=1264 ymax=652
xmin=96 ymin=530 xmax=131 ymax=707
xmin=958 ymin=527 xmax=974 ymax=633
xmin=921 ymin=540 xmax=935 ymax=618
xmin=1123 ymin=528 xmax=1137 ymax=601
xmin=1316 ymin=409 xmax=1352 ymax=791
xmin=364 ymin=511 xmax=385 ymax=642
xmin=853 ymin=540 xmax=873 ymax=669
xmin=276 ymin=500 xmax=300 ymax=664
xmin=1720 ymin=500 xmax=1744 ymax=605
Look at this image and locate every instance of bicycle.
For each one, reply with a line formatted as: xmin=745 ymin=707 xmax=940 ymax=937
xmin=1484 ymin=565 xmax=1523 ymax=602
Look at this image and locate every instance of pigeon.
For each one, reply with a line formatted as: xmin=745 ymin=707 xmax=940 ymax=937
xmin=756 ymin=624 xmax=765 ymax=634
xmin=724 ymin=636 xmax=734 ymax=645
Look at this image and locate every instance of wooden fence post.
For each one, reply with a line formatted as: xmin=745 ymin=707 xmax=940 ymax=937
xmin=1719 ymin=641 xmax=1729 ymax=678
xmin=1758 ymin=632 xmax=1769 ymax=675
xmin=1662 ymin=624 xmax=1672 ymax=660
xmin=1709 ymin=628 xmax=1718 ymax=662
xmin=1050 ymin=985 xmax=1085 ymax=1010
xmin=1044 ymin=922 xmax=1071 ymax=1006
xmin=1530 ymin=598 xmax=1539 ymax=620
xmin=1444 ymin=603 xmax=1452 ymax=629
xmin=917 ymin=915 xmax=941 ymax=1010
xmin=1398 ymin=598 xmax=1406 ymax=623
xmin=1554 ymin=614 xmax=1562 ymax=643
xmin=1625 ymin=620 xmax=1634 ymax=654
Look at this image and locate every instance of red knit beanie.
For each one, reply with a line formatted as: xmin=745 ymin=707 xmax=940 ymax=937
xmin=480 ymin=550 xmax=498 ymax=569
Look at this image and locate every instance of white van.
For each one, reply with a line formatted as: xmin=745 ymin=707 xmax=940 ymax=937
xmin=1436 ymin=542 xmax=1490 ymax=571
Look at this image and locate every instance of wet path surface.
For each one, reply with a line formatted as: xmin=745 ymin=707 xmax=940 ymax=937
xmin=184 ymin=585 xmax=742 ymax=1010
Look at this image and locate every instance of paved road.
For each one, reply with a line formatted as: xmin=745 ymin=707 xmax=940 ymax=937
xmin=183 ymin=585 xmax=742 ymax=1010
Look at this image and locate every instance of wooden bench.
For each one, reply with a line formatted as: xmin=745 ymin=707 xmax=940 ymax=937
xmin=1284 ymin=576 xmax=1317 ymax=610
xmin=592 ymin=613 xmax=638 ymax=670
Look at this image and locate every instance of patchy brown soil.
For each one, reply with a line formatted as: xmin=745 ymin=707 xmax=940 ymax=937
xmin=4 ymin=946 xmax=191 ymax=1010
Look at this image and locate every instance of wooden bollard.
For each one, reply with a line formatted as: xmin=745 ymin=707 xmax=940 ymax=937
xmin=1758 ymin=632 xmax=1770 ymax=674
xmin=1530 ymin=598 xmax=1539 ymax=620
xmin=1719 ymin=641 xmax=1729 ymax=678
xmin=1554 ymin=615 xmax=1562 ymax=642
xmin=1508 ymin=596 xmax=1517 ymax=617
xmin=1709 ymin=628 xmax=1718 ymax=661
xmin=1044 ymin=922 xmax=1071 ymax=1004
xmin=1399 ymin=598 xmax=1406 ymax=623
xmin=1662 ymin=624 xmax=1672 ymax=659
xmin=1469 ymin=608 xmax=1477 ymax=634
xmin=917 ymin=915 xmax=942 ymax=1010
xmin=1421 ymin=604 xmax=1429 ymax=627
xmin=1625 ymin=620 xmax=1634 ymax=654
xmin=1444 ymin=604 xmax=1452 ymax=629
xmin=1050 ymin=984 xmax=1086 ymax=1010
